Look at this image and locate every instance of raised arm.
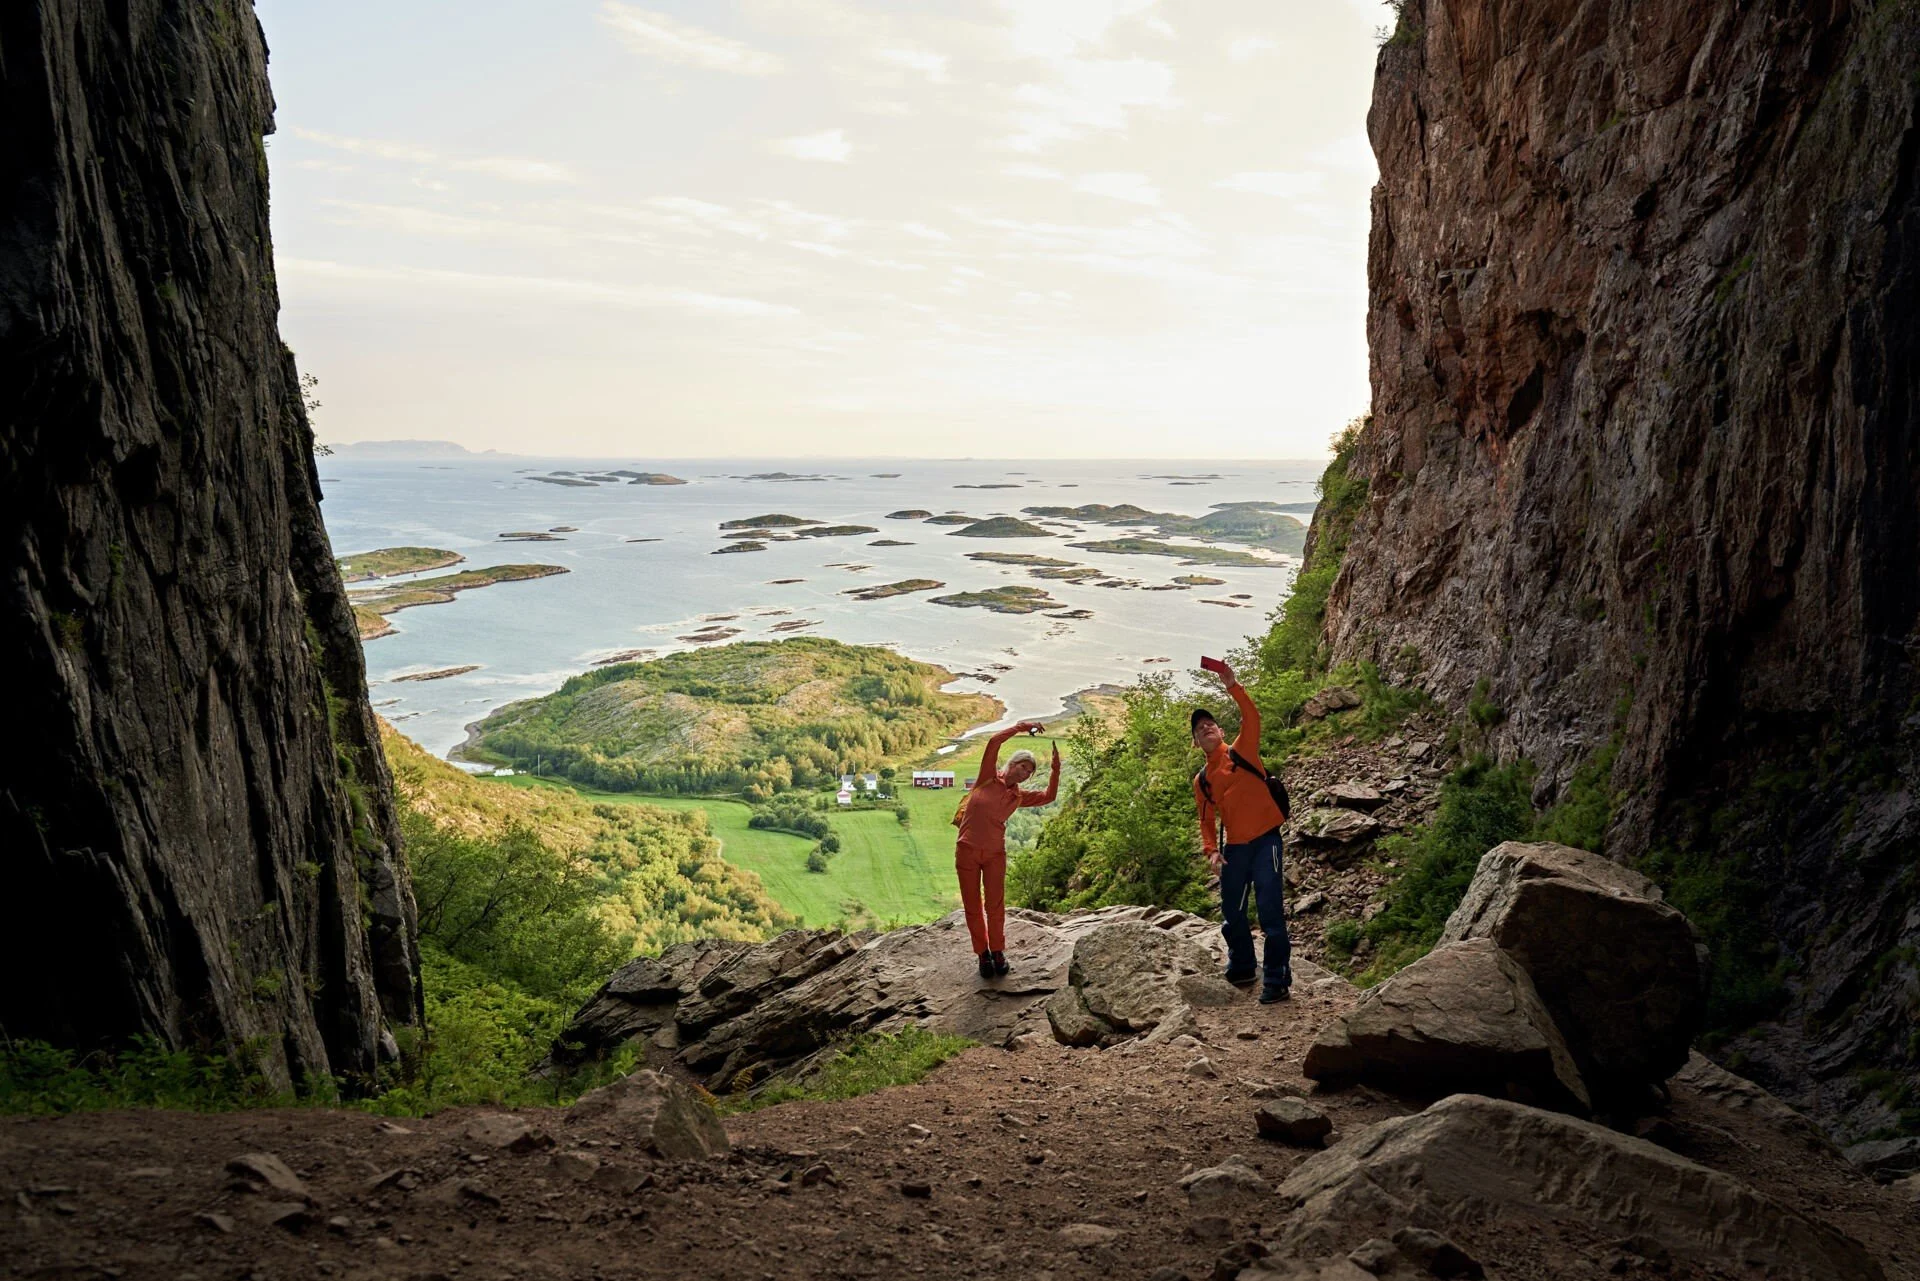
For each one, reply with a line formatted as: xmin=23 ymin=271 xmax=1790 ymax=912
xmin=978 ymin=721 xmax=1037 ymax=782
xmin=1228 ymin=680 xmax=1262 ymax=759
xmin=1021 ymin=744 xmax=1062 ymax=807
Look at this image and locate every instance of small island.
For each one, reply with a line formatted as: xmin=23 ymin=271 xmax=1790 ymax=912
xmin=349 ymin=563 xmax=570 ymax=639
xmin=1173 ymin=574 xmax=1226 ymax=585
xmin=499 ymin=531 xmax=563 ymax=542
xmin=337 ymin=546 xmax=464 ymax=582
xmin=1068 ymin=537 xmax=1284 ymax=568
xmin=922 ymin=513 xmax=979 ymax=526
xmin=930 ymin=585 xmax=1062 ymax=614
xmin=740 ymin=472 xmax=830 ymax=482
xmin=886 ymin=509 xmax=935 ymax=519
xmin=950 ymin=517 xmax=1054 ymax=538
xmin=720 ymin=514 xmax=822 ymax=530
xmin=844 ymin=578 xmax=945 ymax=601
xmin=531 ymin=475 xmax=599 ymax=488
xmin=713 ymin=541 xmax=765 ymax=554
xmin=965 ymin=552 xmax=1079 ymax=567
xmin=868 ymin=539 xmax=914 ymax=547
xmin=391 ymin=665 xmax=481 ymax=683
xmin=1031 ymin=565 xmax=1103 ymax=581
xmin=609 ymin=471 xmax=687 ymax=485
xmin=794 ymin=524 xmax=880 ymax=538
xmin=955 ymin=482 xmax=1021 ymax=489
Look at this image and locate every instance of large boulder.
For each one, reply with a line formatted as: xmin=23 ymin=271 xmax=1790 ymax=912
xmin=1277 ymin=1094 xmax=1884 ymax=1281
xmin=1045 ymin=920 xmax=1233 ymax=1048
xmin=567 ymin=1070 xmax=729 ymax=1160
xmin=1439 ymin=842 xmax=1705 ymax=1098
xmin=1302 ymin=938 xmax=1589 ymax=1111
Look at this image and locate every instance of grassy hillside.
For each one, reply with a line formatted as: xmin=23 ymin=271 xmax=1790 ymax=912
xmin=463 ymin=637 xmax=1000 ymax=798
xmin=385 ymin=727 xmax=793 ymax=951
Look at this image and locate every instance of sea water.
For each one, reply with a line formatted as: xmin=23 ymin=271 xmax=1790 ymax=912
xmin=318 ymin=456 xmax=1324 ymax=760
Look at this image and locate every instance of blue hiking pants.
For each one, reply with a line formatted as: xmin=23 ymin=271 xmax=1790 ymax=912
xmin=1220 ymin=827 xmax=1291 ymax=989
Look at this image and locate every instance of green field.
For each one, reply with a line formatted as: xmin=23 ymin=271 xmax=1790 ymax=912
xmin=494 ymin=730 xmax=1073 ymax=930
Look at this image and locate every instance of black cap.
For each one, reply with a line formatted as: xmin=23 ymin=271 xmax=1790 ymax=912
xmin=1190 ymin=707 xmax=1217 ymax=732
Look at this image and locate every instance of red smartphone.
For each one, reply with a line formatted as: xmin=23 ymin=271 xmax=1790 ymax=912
xmin=1199 ymin=656 xmax=1228 ymax=675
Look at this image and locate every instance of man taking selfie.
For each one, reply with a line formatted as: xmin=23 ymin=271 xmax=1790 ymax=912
xmin=1191 ymin=657 xmax=1292 ymax=1003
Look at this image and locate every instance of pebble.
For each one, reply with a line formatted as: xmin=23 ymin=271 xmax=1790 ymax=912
xmin=1185 ymin=1056 xmax=1219 ymax=1079
xmin=899 ymin=1181 xmax=932 ymax=1198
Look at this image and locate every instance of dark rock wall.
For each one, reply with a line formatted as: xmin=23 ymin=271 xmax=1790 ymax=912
xmin=1337 ymin=0 xmax=1919 ymax=1134
xmin=0 ymin=1 xmax=418 ymax=1087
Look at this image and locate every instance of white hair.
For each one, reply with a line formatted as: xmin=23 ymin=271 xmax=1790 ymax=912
xmin=1006 ymin=749 xmax=1037 ymax=771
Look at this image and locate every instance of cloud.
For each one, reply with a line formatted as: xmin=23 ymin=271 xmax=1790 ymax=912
xmin=279 ymin=258 xmax=800 ymax=318
xmin=1004 ymin=56 xmax=1175 ymax=151
xmin=872 ymin=46 xmax=950 ymax=81
xmin=770 ymin=129 xmax=855 ymax=163
xmin=293 ymin=129 xmax=578 ymax=185
xmin=1000 ymin=0 xmax=1163 ymax=59
xmin=1226 ymin=35 xmax=1278 ymax=62
xmin=1003 ymin=162 xmax=1065 ymax=181
xmin=1311 ymin=132 xmax=1379 ymax=178
xmin=1075 ymin=172 xmax=1160 ymax=205
xmin=1215 ymin=171 xmax=1325 ymax=198
xmin=599 ymin=3 xmax=782 ymax=75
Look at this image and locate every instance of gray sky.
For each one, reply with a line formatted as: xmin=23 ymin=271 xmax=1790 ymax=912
xmin=260 ymin=0 xmax=1385 ymax=459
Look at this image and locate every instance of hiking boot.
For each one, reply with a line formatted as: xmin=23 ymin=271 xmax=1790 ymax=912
xmin=1225 ymin=970 xmax=1258 ymax=989
xmin=1259 ymin=985 xmax=1291 ymax=1004
xmin=990 ymin=950 xmax=1010 ymax=977
xmin=978 ymin=950 xmax=995 ymax=978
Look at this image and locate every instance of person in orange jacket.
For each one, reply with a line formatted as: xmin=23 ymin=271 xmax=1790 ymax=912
xmin=1191 ymin=659 xmax=1292 ymax=1002
xmin=954 ymin=720 xmax=1060 ymax=978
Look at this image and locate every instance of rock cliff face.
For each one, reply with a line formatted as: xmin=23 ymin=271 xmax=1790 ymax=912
xmin=1335 ymin=0 xmax=1919 ymax=1135
xmin=0 ymin=2 xmax=418 ymax=1086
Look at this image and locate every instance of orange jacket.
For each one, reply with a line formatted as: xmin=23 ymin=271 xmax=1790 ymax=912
xmin=1193 ymin=682 xmax=1287 ymax=854
xmin=955 ymin=726 xmax=1060 ymax=855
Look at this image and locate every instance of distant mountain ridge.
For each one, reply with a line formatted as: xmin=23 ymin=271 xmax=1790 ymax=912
xmin=329 ymin=439 xmax=501 ymax=458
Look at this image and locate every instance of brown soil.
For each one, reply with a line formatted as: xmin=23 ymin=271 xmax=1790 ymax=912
xmin=4 ymin=981 xmax=1914 ymax=1281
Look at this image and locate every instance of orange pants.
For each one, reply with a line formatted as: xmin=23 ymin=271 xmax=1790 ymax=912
xmin=955 ymin=841 xmax=1006 ymax=954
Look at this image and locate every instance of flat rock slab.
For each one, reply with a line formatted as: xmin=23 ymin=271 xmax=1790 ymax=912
xmin=1295 ymin=809 xmax=1383 ymax=846
xmin=556 ymin=904 xmax=1227 ymax=1092
xmin=1302 ymin=937 xmax=1590 ymax=1111
xmin=1256 ymin=1098 xmax=1333 ymax=1146
xmin=1277 ymin=1094 xmax=1884 ymax=1281
xmin=1440 ymin=842 xmax=1705 ymax=1098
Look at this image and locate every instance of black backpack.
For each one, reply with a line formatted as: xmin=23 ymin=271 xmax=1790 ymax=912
xmin=1195 ymin=749 xmax=1291 ymax=839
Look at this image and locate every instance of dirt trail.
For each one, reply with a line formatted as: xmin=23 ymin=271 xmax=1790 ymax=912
xmin=4 ymin=971 xmax=1915 ymax=1281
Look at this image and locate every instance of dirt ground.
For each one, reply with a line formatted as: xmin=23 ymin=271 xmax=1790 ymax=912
xmin=4 ymin=973 xmax=1916 ymax=1281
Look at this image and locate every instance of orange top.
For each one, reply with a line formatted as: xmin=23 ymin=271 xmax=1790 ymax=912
xmin=1193 ymin=682 xmax=1287 ymax=854
xmin=955 ymin=726 xmax=1060 ymax=855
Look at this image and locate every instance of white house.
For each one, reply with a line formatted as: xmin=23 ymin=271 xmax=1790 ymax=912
xmin=840 ymin=774 xmax=856 ymax=791
xmin=861 ymin=773 xmax=879 ymax=792
xmin=836 ymin=789 xmax=853 ymax=806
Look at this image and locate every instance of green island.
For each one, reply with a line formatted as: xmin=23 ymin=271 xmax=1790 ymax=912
xmin=713 ymin=541 xmax=765 ymax=554
xmin=498 ymin=530 xmax=562 ymax=541
xmin=531 ymin=475 xmax=597 ymax=488
xmin=965 ymin=552 xmax=1078 ymax=567
xmin=610 ymin=471 xmax=687 ymax=485
xmin=868 ymin=539 xmax=914 ymax=547
xmin=1173 ymin=574 xmax=1226 ymax=585
xmin=929 ymin=585 xmax=1061 ymax=614
xmin=794 ymin=524 xmax=880 ymax=538
xmin=922 ymin=513 xmax=979 ymax=526
xmin=886 ymin=509 xmax=934 ymax=519
xmin=844 ymin=578 xmax=945 ymax=601
xmin=1032 ymin=565 xmax=1102 ymax=581
xmin=1067 ymin=537 xmax=1283 ymax=568
xmin=349 ymin=563 xmax=570 ymax=639
xmin=337 ymin=546 xmax=464 ymax=582
xmin=720 ymin=514 xmax=821 ymax=529
xmin=1025 ymin=501 xmax=1307 ymax=554
xmin=950 ymin=516 xmax=1055 ymax=538
xmin=461 ymin=637 xmax=1001 ymax=798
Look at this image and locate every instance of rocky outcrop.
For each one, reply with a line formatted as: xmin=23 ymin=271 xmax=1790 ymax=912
xmin=567 ymin=1070 xmax=730 ymax=1160
xmin=1335 ymin=0 xmax=1920 ymax=1134
xmin=549 ymin=905 xmax=1230 ymax=1092
xmin=1439 ymin=842 xmax=1704 ymax=1100
xmin=1278 ymin=1094 xmax=1885 ymax=1281
xmin=0 ymin=2 xmax=417 ymax=1084
xmin=1045 ymin=919 xmax=1239 ymax=1048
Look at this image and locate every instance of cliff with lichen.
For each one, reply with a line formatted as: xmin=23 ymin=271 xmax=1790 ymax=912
xmin=1332 ymin=0 xmax=1920 ymax=1138
xmin=0 ymin=0 xmax=418 ymax=1088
